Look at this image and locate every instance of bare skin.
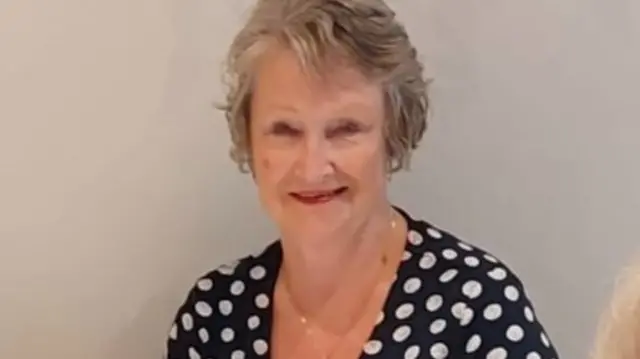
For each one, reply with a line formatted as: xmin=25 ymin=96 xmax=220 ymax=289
xmin=249 ymin=44 xmax=409 ymax=359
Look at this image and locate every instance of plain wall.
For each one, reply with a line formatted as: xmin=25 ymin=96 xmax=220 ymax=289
xmin=1 ymin=0 xmax=638 ymax=358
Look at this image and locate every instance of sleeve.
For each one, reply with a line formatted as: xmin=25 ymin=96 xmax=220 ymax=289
xmin=164 ymin=274 xmax=221 ymax=359
xmin=452 ymin=260 xmax=560 ymax=359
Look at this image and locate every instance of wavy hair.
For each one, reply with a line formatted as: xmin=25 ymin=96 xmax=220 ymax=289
xmin=219 ymin=0 xmax=430 ymax=173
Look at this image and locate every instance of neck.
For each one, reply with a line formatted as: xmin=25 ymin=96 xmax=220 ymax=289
xmin=278 ymin=204 xmax=398 ymax=315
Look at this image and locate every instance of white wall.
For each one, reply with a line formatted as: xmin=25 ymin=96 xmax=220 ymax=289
xmin=0 ymin=0 xmax=638 ymax=358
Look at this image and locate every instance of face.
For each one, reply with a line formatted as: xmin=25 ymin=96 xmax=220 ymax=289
xmin=249 ymin=46 xmax=390 ymax=239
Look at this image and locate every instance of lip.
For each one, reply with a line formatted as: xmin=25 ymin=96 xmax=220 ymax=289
xmin=289 ymin=186 xmax=349 ymax=205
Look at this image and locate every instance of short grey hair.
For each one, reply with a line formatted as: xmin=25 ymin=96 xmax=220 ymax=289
xmin=220 ymin=0 xmax=430 ymax=173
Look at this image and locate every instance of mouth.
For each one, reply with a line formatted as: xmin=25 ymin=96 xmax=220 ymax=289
xmin=289 ymin=186 xmax=349 ymax=205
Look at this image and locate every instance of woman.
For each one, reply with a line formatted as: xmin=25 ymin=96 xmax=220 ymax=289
xmin=166 ymin=0 xmax=559 ymax=358
xmin=592 ymin=258 xmax=640 ymax=359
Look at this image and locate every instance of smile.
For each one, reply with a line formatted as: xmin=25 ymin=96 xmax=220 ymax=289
xmin=289 ymin=187 xmax=349 ymax=205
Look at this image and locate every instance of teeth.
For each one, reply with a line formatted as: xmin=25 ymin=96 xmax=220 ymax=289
xmin=296 ymin=193 xmax=331 ymax=199
xmin=300 ymin=192 xmax=329 ymax=197
xmin=307 ymin=194 xmax=329 ymax=199
xmin=292 ymin=187 xmax=346 ymax=199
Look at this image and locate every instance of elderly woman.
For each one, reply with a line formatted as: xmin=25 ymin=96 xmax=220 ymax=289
xmin=592 ymin=258 xmax=640 ymax=359
xmin=166 ymin=1 xmax=559 ymax=358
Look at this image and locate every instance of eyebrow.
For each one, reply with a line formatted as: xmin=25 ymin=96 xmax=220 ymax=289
xmin=330 ymin=116 xmax=367 ymax=125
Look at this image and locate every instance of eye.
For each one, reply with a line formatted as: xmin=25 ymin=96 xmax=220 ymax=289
xmin=326 ymin=121 xmax=363 ymax=138
xmin=270 ymin=121 xmax=301 ymax=137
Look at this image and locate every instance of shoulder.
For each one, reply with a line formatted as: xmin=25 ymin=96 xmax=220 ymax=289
xmin=180 ymin=241 xmax=279 ymax=304
xmin=164 ymin=242 xmax=280 ymax=359
xmin=398 ymin=208 xmax=559 ymax=358
xmin=399 ymin=207 xmax=521 ymax=288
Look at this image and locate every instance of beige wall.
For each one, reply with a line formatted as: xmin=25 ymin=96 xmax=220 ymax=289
xmin=1 ymin=0 xmax=638 ymax=358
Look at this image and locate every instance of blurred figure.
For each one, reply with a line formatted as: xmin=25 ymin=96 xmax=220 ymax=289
xmin=592 ymin=258 xmax=640 ymax=359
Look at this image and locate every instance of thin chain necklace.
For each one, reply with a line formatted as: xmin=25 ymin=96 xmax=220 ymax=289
xmin=281 ymin=211 xmax=399 ymax=359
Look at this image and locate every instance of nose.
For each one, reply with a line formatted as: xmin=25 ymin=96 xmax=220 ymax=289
xmin=295 ymin=137 xmax=333 ymax=184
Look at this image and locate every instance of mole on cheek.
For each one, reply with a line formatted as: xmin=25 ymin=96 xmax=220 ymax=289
xmin=261 ymin=157 xmax=271 ymax=169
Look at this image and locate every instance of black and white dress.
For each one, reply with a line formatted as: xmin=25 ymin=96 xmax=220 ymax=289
xmin=165 ymin=207 xmax=559 ymax=359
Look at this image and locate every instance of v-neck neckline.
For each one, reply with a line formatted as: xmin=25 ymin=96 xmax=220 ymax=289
xmin=254 ymin=206 xmax=418 ymax=359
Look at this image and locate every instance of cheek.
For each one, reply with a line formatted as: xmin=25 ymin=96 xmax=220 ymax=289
xmin=253 ymin=151 xmax=291 ymax=191
xmin=338 ymin=141 xmax=387 ymax=184
xmin=260 ymin=157 xmax=271 ymax=171
xmin=253 ymin=155 xmax=273 ymax=186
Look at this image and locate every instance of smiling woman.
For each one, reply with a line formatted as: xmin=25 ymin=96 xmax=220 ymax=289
xmin=164 ymin=1 xmax=560 ymax=359
xmin=249 ymin=46 xmax=393 ymax=238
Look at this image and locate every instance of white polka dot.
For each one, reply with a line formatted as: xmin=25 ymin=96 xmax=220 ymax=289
xmin=451 ymin=302 xmax=467 ymax=320
xmin=541 ymin=332 xmax=550 ymax=347
xmin=250 ymin=265 xmax=266 ymax=280
xmin=427 ymin=227 xmax=443 ymax=239
xmin=402 ymin=250 xmax=412 ymax=261
xmin=181 ymin=313 xmax=194 ymax=331
xmin=487 ymin=347 xmax=508 ymax=359
xmin=404 ymin=345 xmax=420 ymax=359
xmin=460 ymin=307 xmax=475 ymax=326
xmin=462 ymin=280 xmax=483 ymax=299
xmin=403 ymin=277 xmax=422 ymax=294
xmin=196 ymin=278 xmax=213 ymax=291
xmin=255 ymin=293 xmax=270 ymax=309
xmin=219 ymin=300 xmax=233 ymax=316
xmin=221 ymin=327 xmax=235 ymax=342
xmin=363 ymin=340 xmax=383 ymax=355
xmin=169 ymin=323 xmax=177 ymax=340
xmin=218 ymin=262 xmax=238 ymax=275
xmin=408 ymin=230 xmax=424 ymax=245
xmin=464 ymin=256 xmax=480 ymax=267
xmin=443 ymin=249 xmax=458 ymax=260
xmin=376 ymin=311 xmax=385 ymax=325
xmin=198 ymin=327 xmax=209 ymax=343
xmin=527 ymin=352 xmax=542 ymax=359
xmin=419 ymin=252 xmax=437 ymax=270
xmin=466 ymin=334 xmax=482 ymax=353
xmin=231 ymin=350 xmax=246 ymax=359
xmin=458 ymin=241 xmax=474 ymax=251
xmin=439 ymin=269 xmax=458 ymax=283
xmin=250 ymin=245 xmax=269 ymax=258
xmin=248 ymin=315 xmax=260 ymax=330
xmin=484 ymin=254 xmax=499 ymax=263
xmin=507 ymin=325 xmax=524 ymax=342
xmin=504 ymin=285 xmax=520 ymax=301
xmin=188 ymin=347 xmax=201 ymax=359
xmin=430 ymin=342 xmax=449 ymax=359
xmin=195 ymin=301 xmax=213 ymax=317
xmin=488 ymin=267 xmax=507 ymax=281
xmin=524 ymin=306 xmax=535 ymax=322
xmin=484 ymin=303 xmax=503 ymax=321
xmin=395 ymin=303 xmax=415 ymax=320
xmin=253 ymin=339 xmax=268 ymax=355
xmin=230 ymin=280 xmax=245 ymax=296
xmin=392 ymin=325 xmax=412 ymax=342
xmin=429 ymin=318 xmax=447 ymax=335
xmin=426 ymin=294 xmax=443 ymax=312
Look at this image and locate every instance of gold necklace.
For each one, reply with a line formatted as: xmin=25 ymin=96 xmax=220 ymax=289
xmin=287 ymin=212 xmax=396 ymax=324
xmin=282 ymin=211 xmax=399 ymax=359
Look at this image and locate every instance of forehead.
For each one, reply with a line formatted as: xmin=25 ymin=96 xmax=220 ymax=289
xmin=250 ymin=45 xmax=384 ymax=117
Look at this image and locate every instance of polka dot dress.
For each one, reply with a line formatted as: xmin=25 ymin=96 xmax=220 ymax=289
xmin=165 ymin=207 xmax=559 ymax=359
